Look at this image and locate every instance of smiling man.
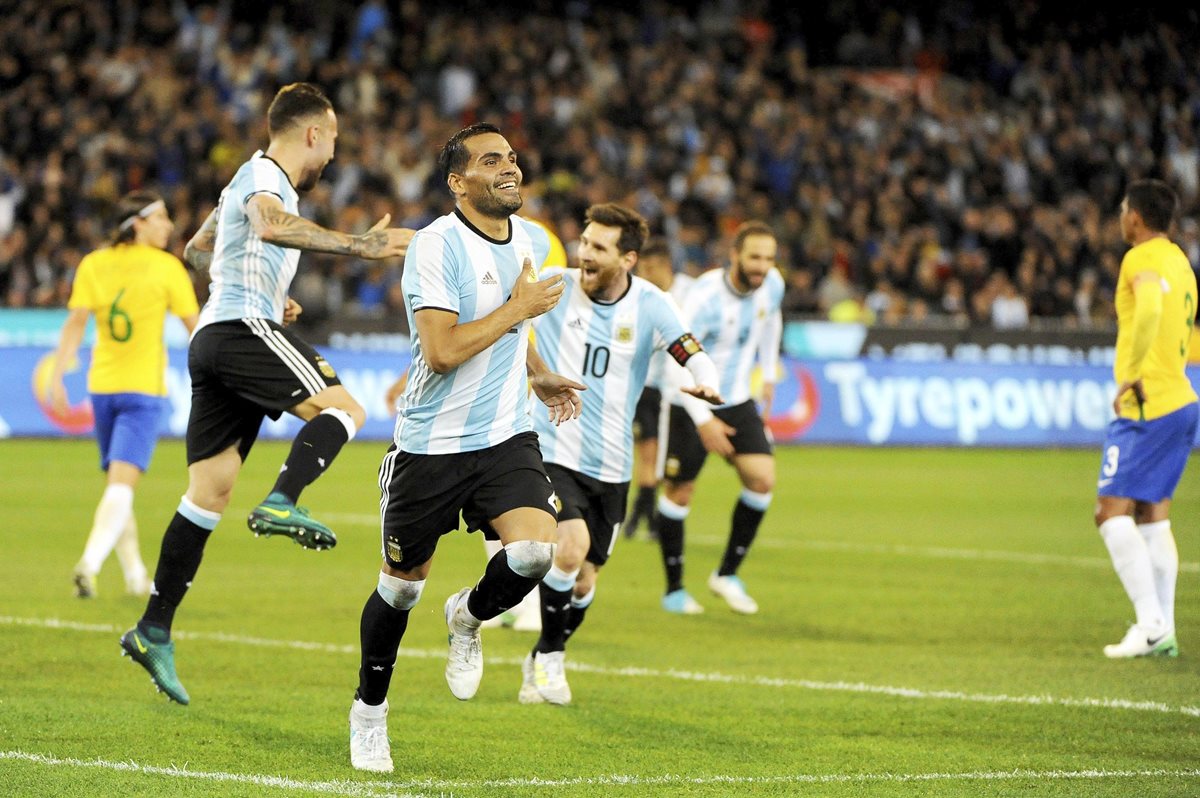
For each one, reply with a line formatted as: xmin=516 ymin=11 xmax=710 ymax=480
xmin=347 ymin=123 xmax=585 ymax=771
xmin=518 ymin=202 xmax=722 ymax=705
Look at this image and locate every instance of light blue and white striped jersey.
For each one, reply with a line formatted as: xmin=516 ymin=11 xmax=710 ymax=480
xmin=645 ymin=272 xmax=695 ymax=391
xmin=197 ymin=151 xmax=300 ymax=330
xmin=396 ymin=210 xmax=554 ymax=454
xmin=672 ymin=267 xmax=784 ymax=409
xmin=533 ymin=270 xmax=691 ymax=483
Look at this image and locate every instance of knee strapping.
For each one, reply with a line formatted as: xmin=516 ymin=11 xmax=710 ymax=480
xmin=504 ymin=540 xmax=555 ymax=579
xmin=376 ymin=573 xmax=424 ymax=610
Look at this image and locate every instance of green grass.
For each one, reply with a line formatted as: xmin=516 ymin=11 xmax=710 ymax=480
xmin=0 ymin=439 xmax=1197 ymax=797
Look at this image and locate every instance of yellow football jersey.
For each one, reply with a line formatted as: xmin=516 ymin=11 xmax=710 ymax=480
xmin=68 ymin=243 xmax=199 ymax=396
xmin=1113 ymin=237 xmax=1198 ymax=419
xmin=542 ymin=225 xmax=568 ymax=270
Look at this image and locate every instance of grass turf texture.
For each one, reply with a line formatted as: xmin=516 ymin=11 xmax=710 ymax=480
xmin=0 ymin=439 xmax=1196 ymax=797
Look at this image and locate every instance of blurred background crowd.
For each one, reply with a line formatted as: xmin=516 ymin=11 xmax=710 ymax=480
xmin=2 ymin=0 xmax=1199 ymax=332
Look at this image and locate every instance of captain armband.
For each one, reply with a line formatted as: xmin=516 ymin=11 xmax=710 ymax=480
xmin=667 ymin=333 xmax=703 ymax=366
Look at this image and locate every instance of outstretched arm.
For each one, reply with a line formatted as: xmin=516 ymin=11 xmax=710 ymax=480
xmin=183 ymin=208 xmax=218 ymax=272
xmin=245 ymin=194 xmax=413 ymax=260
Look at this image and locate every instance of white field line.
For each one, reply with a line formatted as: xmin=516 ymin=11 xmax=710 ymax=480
xmin=1 ymin=751 xmax=1197 ymax=795
xmin=0 ymin=750 xmax=418 ymax=798
xmin=319 ymin=513 xmax=1200 ymax=574
xmin=4 ymin=616 xmax=1198 ymax=719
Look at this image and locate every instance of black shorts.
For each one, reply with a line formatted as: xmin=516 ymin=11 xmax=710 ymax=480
xmin=378 ymin=432 xmax=556 ymax=570
xmin=186 ymin=319 xmax=341 ymax=464
xmin=662 ymin=399 xmax=773 ymax=483
xmin=632 ymin=386 xmax=662 ymax=443
xmin=545 ymin=462 xmax=629 ymax=567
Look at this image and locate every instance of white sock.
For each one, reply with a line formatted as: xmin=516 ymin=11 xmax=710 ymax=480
xmin=1099 ymin=516 xmax=1165 ymax=630
xmin=1139 ymin=520 xmax=1178 ymax=632
xmin=114 ymin=514 xmax=148 ymax=590
xmin=79 ymin=484 xmax=135 ymax=574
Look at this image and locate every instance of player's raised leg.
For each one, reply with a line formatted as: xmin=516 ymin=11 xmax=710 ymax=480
xmin=248 ymin=385 xmax=364 ymax=549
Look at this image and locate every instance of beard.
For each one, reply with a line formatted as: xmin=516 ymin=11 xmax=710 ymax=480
xmin=474 ymin=185 xmax=523 ymax=218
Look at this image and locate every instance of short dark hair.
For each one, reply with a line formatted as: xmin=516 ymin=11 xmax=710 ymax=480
xmin=641 ymin=237 xmax=670 ymax=260
xmin=733 ymin=220 xmax=775 ymax=252
xmin=1125 ymin=178 xmax=1178 ymax=233
xmin=112 ymin=190 xmax=164 ymax=244
xmin=585 ymin=203 xmax=649 ymax=255
xmin=438 ymin=123 xmax=502 ymax=182
xmin=267 ymin=83 xmax=333 ymax=137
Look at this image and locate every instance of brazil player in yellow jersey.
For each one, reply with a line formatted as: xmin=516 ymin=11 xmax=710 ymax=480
xmin=1096 ymin=178 xmax=1198 ymax=658
xmin=50 ymin=191 xmax=200 ymax=600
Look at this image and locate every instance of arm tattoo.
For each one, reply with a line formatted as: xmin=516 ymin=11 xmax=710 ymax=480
xmin=255 ymin=203 xmax=375 ymax=257
xmin=184 ymin=247 xmax=213 ymax=272
xmin=184 ymin=208 xmax=219 ymax=272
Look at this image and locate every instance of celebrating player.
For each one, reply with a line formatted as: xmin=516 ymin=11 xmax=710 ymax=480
xmin=519 ymin=203 xmax=721 ymax=705
xmin=348 ymin=123 xmax=583 ymax=772
xmin=118 ymin=82 xmax=411 ymax=705
xmin=655 ymin=221 xmax=784 ymax=615
xmin=623 ymin=237 xmax=694 ymax=540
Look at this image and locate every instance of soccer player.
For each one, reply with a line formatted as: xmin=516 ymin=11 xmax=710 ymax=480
xmin=1095 ymin=178 xmax=1197 ymax=658
xmin=520 ymin=204 xmax=721 ymax=706
xmin=118 ymin=83 xmax=411 ymax=705
xmin=654 ymin=221 xmax=784 ymax=615
xmin=348 ymin=123 xmax=583 ymax=772
xmin=50 ymin=191 xmax=199 ymax=599
xmin=622 ymin=237 xmax=694 ymax=540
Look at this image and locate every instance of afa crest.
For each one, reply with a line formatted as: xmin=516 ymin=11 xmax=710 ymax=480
xmin=315 ymin=357 xmax=337 ymax=379
xmin=617 ymin=324 xmax=634 ymax=343
xmin=386 ymin=537 xmax=403 ymax=563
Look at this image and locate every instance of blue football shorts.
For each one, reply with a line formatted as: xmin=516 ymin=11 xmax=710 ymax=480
xmin=1096 ymin=401 xmax=1198 ymax=503
xmin=91 ymin=392 xmax=167 ymax=472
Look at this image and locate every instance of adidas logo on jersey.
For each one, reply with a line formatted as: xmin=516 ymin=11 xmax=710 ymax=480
xmin=568 ymin=318 xmax=584 ymax=330
xmin=482 ymin=272 xmax=498 ymax=285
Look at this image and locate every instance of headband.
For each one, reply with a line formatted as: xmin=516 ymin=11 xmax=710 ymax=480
xmin=117 ymin=199 xmax=166 ymax=232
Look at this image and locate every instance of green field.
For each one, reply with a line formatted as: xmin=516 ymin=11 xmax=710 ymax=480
xmin=1 ymin=439 xmax=1197 ymax=797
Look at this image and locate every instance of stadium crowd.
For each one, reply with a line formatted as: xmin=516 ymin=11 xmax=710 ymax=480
xmin=2 ymin=0 xmax=1199 ymax=331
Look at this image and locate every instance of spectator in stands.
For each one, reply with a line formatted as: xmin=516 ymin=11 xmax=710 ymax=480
xmin=1 ymin=0 xmax=1198 ymax=330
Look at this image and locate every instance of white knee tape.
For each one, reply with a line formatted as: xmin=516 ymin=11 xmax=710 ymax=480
xmin=504 ymin=540 xmax=555 ymax=579
xmin=320 ymin=406 xmax=358 ymax=441
xmin=376 ymin=573 xmax=424 ymax=610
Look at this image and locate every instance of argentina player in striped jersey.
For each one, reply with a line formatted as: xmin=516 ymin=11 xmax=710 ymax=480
xmin=655 ymin=221 xmax=784 ymax=616
xmin=118 ymin=84 xmax=411 ymax=707
xmin=349 ymin=124 xmax=586 ymax=771
xmin=518 ymin=203 xmax=722 ymax=706
xmin=623 ymin=238 xmax=695 ymax=540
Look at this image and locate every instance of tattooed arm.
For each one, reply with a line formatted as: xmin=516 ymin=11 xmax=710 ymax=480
xmin=183 ymin=208 xmax=218 ymax=272
xmin=245 ymin=194 xmax=412 ymax=260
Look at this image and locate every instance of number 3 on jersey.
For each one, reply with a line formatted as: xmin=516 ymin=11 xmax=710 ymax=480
xmin=1102 ymin=445 xmax=1120 ymax=478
